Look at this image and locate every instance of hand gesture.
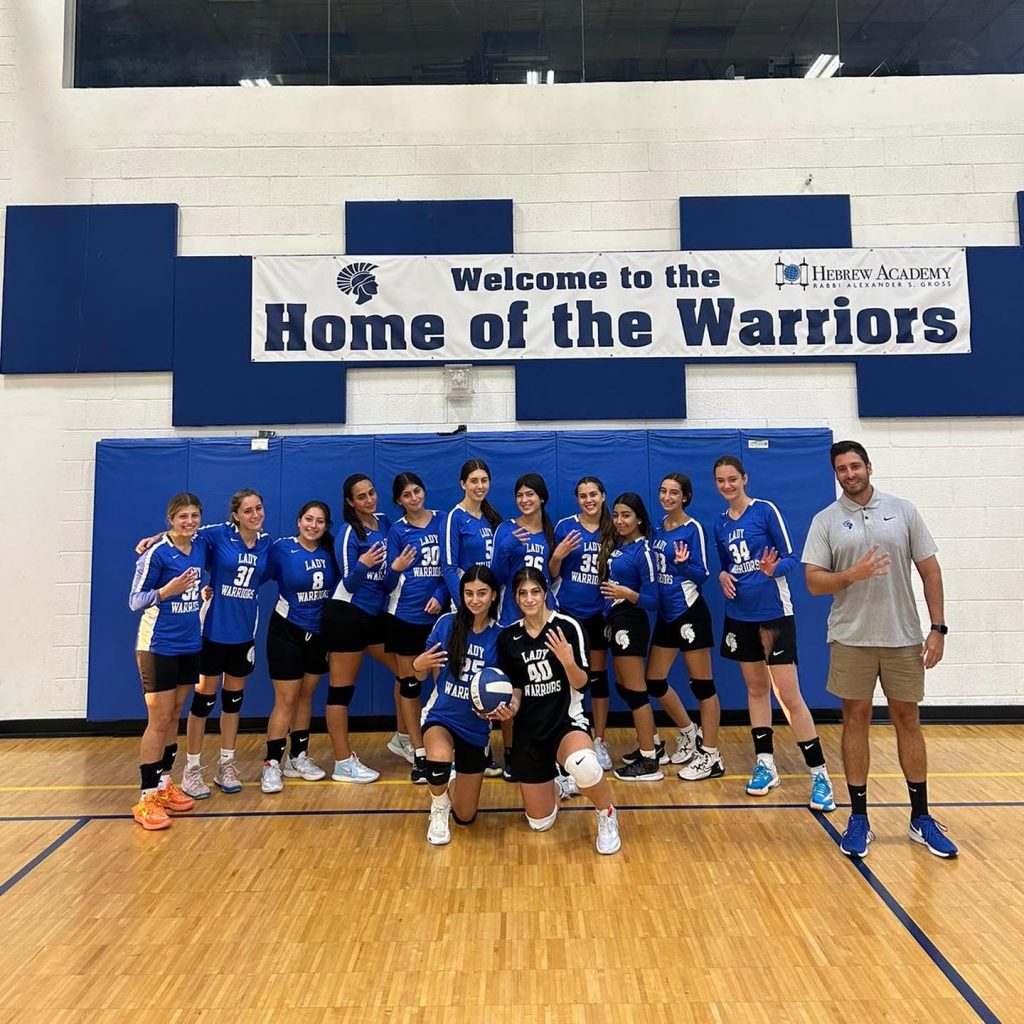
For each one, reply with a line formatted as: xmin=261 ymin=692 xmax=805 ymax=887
xmin=359 ymin=541 xmax=387 ymax=569
xmin=599 ymin=581 xmax=631 ymax=602
xmin=544 ymin=626 xmax=576 ymax=668
xmin=553 ymin=529 xmax=582 ymax=560
xmin=512 ymin=525 xmax=531 ymax=546
xmin=201 ymin=585 xmax=213 ymax=602
xmin=847 ymin=544 xmax=892 ymax=584
xmin=923 ymin=631 xmax=944 ymax=670
xmin=391 ymin=544 xmax=417 ymax=572
xmin=413 ymin=643 xmax=447 ymax=674
xmin=673 ymin=540 xmax=690 ymax=564
xmin=164 ymin=566 xmax=200 ymax=599
xmin=719 ymin=570 xmax=736 ymax=599
xmin=759 ymin=547 xmax=780 ymax=578
xmin=424 ymin=597 xmax=444 ymax=616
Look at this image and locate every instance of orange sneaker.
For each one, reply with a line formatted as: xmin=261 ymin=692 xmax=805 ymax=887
xmin=158 ymin=779 xmax=196 ymax=813
xmin=132 ymin=792 xmax=172 ymax=831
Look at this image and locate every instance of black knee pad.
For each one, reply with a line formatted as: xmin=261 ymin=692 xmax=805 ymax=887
xmin=615 ymin=681 xmax=649 ymax=711
xmin=398 ymin=675 xmax=422 ymax=700
xmin=424 ymin=759 xmax=451 ymax=788
xmin=589 ymin=670 xmax=609 ymax=700
xmin=189 ymin=692 xmax=217 ymax=719
xmin=326 ymin=685 xmax=354 ymax=707
xmin=689 ymin=677 xmax=717 ymax=701
xmin=452 ymin=809 xmax=477 ymax=827
xmin=221 ymin=689 xmax=244 ymax=714
xmin=645 ymin=677 xmax=669 ymax=699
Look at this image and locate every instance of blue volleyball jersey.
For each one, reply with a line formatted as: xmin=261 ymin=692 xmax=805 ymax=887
xmin=270 ymin=537 xmax=338 ymax=633
xmin=130 ymin=535 xmax=206 ymax=655
xmin=421 ymin=612 xmax=502 ymax=748
xmin=713 ymin=499 xmax=798 ymax=621
xmin=199 ymin=523 xmax=274 ymax=643
xmin=651 ymin=516 xmax=710 ymax=621
xmin=385 ymin=511 xmax=448 ymax=624
xmin=550 ymin=515 xmax=604 ymax=619
xmin=491 ymin=519 xmax=557 ymax=626
xmin=332 ymin=512 xmax=393 ymax=616
xmin=441 ymin=506 xmax=495 ymax=604
xmin=604 ymin=538 xmax=658 ymax=618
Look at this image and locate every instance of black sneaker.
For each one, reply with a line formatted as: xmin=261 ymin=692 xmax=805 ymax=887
xmin=410 ymin=755 xmax=428 ymax=785
xmin=613 ymin=757 xmax=664 ymax=782
xmin=621 ymin=740 xmax=667 ymax=766
xmin=502 ymin=759 xmax=516 ymax=783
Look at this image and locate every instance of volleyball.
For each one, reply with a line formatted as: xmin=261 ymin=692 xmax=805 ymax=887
xmin=470 ymin=666 xmax=514 ymax=714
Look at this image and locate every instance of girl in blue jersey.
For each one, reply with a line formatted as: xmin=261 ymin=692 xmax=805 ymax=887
xmin=320 ymin=473 xmax=395 ymax=784
xmin=385 ymin=472 xmax=449 ymax=784
xmin=599 ymin=493 xmax=663 ymax=783
xmin=712 ymin=455 xmax=834 ymax=810
xmin=549 ymin=476 xmax=616 ymax=770
xmin=128 ymin=492 xmax=206 ymax=830
xmin=647 ymin=473 xmax=724 ymax=782
xmin=413 ymin=565 xmax=504 ymax=846
xmin=260 ymin=500 xmax=339 ymax=794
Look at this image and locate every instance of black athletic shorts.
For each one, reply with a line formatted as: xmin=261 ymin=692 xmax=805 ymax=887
xmin=605 ymin=606 xmax=650 ymax=658
xmin=200 ymin=636 xmax=256 ymax=678
xmin=721 ymin=615 xmax=798 ymax=666
xmin=136 ymin=650 xmax=201 ymax=695
xmin=320 ymin=600 xmax=387 ymax=654
xmin=571 ymin=611 xmax=609 ymax=653
xmin=266 ymin=611 xmax=328 ymax=679
xmin=512 ymin=720 xmax=591 ymax=785
xmin=651 ymin=595 xmax=714 ymax=653
xmin=422 ymin=721 xmax=489 ymax=775
xmin=385 ymin=615 xmax=435 ymax=657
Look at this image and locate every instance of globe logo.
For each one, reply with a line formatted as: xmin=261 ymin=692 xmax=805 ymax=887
xmin=782 ymin=263 xmax=802 ymax=283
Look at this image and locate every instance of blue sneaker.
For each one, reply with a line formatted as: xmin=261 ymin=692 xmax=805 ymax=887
xmin=809 ymin=770 xmax=836 ymax=812
xmin=746 ymin=760 xmax=780 ymax=796
xmin=909 ymin=815 xmax=959 ymax=858
xmin=840 ymin=813 xmax=873 ymax=858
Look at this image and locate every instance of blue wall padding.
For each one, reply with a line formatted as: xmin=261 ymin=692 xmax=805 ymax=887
xmin=679 ymin=194 xmax=853 ymax=250
xmin=1 ymin=203 xmax=178 ymax=374
xmin=172 ymin=256 xmax=347 ymax=427
xmin=89 ymin=427 xmax=836 ymax=724
xmin=345 ymin=199 xmax=514 ymax=256
xmin=855 ymin=246 xmax=1024 ymax=416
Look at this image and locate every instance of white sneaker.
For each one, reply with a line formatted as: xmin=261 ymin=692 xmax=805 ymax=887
xmin=386 ymin=732 xmax=415 ymax=765
xmin=331 ymin=753 xmax=380 ymax=784
xmin=180 ymin=763 xmax=211 ymax=800
xmin=213 ymin=759 xmax=242 ymax=794
xmin=283 ymin=751 xmax=326 ymax=781
xmin=595 ymin=806 xmax=621 ymax=855
xmin=677 ymin=746 xmax=725 ymax=781
xmin=427 ymin=799 xmax=451 ymax=846
xmin=593 ymin=737 xmax=613 ymax=771
xmin=670 ymin=725 xmax=699 ymax=765
xmin=556 ymin=774 xmax=580 ymax=800
xmin=261 ymin=760 xmax=283 ymax=794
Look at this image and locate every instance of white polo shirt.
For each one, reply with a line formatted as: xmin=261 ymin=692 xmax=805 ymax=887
xmin=801 ymin=488 xmax=937 ymax=647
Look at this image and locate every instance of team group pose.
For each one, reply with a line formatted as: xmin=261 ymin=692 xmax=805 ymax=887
xmin=128 ymin=442 xmax=956 ymax=862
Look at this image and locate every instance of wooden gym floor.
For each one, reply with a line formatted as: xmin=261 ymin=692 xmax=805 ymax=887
xmin=0 ymin=723 xmax=1021 ymax=1024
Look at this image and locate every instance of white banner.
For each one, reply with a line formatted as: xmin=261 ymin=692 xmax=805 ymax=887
xmin=251 ymin=248 xmax=971 ymax=362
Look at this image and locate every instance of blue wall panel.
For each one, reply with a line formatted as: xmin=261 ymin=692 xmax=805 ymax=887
xmin=679 ymin=195 xmax=853 ymax=250
xmin=172 ymin=256 xmax=347 ymax=427
xmin=1 ymin=203 xmax=178 ymax=374
xmin=345 ymin=199 xmax=513 ymax=256
xmin=551 ymin=431 xmax=652 ymax=523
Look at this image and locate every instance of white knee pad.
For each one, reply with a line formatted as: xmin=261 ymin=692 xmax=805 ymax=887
xmin=525 ymin=803 xmax=559 ymax=832
xmin=564 ymin=747 xmax=604 ymax=790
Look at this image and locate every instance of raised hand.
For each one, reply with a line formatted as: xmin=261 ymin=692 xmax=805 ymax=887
xmin=673 ymin=540 xmax=690 ymax=564
xmin=391 ymin=544 xmax=417 ymax=572
xmin=544 ymin=626 xmax=576 ymax=667
xmin=759 ymin=547 xmax=781 ymax=578
xmin=847 ymin=543 xmax=892 ymax=584
xmin=412 ymin=642 xmax=447 ymax=675
xmin=553 ymin=529 xmax=582 ymax=560
xmin=359 ymin=541 xmax=387 ymax=568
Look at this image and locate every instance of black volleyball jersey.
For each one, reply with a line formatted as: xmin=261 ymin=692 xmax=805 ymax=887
xmin=497 ymin=611 xmax=589 ymax=732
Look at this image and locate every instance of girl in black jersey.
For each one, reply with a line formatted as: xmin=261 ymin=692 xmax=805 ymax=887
xmin=497 ymin=567 xmax=621 ymax=855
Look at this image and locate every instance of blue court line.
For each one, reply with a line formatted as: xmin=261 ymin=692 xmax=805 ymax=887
xmin=813 ymin=812 xmax=1002 ymax=1024
xmin=0 ymin=818 xmax=90 ymax=898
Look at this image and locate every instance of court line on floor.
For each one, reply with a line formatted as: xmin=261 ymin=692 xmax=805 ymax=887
xmin=812 ymin=812 xmax=1002 ymax=1024
xmin=0 ymin=818 xmax=90 ymax=898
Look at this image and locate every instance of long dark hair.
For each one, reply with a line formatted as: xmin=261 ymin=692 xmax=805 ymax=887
xmin=514 ymin=472 xmax=555 ymax=549
xmin=661 ymin=472 xmax=694 ymax=511
xmin=297 ymin=499 xmax=339 ymax=577
xmin=342 ymin=473 xmax=373 ymax=542
xmin=576 ymin=474 xmax=616 ymax=553
xmin=448 ymin=564 xmax=500 ymax=682
xmin=392 ymin=471 xmax=426 ymax=507
xmin=460 ymin=458 xmax=503 ymax=529
xmin=599 ymin=492 xmax=651 ymax=580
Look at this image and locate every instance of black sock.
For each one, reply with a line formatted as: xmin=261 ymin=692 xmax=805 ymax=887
xmin=797 ymin=737 xmax=825 ymax=770
xmin=289 ymin=729 xmax=310 ymax=758
xmin=751 ymin=727 xmax=774 ymax=757
xmin=140 ymin=761 xmax=162 ymax=792
xmin=907 ymin=779 xmax=928 ymax=819
xmin=160 ymin=743 xmax=178 ymax=774
xmin=505 ymin=747 xmax=513 ymax=765
xmin=848 ymin=784 xmax=868 ymax=817
xmin=266 ymin=737 xmax=287 ymax=764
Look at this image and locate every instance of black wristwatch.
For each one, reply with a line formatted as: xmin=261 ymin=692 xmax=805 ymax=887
xmin=930 ymin=623 xmax=948 ymax=635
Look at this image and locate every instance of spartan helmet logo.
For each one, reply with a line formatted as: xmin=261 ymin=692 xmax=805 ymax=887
xmin=615 ymin=630 xmax=630 ymax=650
xmin=680 ymin=623 xmax=696 ymax=645
xmin=336 ymin=262 xmax=379 ymax=305
xmin=725 ymin=632 xmax=738 ymax=653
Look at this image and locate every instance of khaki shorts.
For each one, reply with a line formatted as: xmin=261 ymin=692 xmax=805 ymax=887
xmin=826 ymin=642 xmax=925 ymax=703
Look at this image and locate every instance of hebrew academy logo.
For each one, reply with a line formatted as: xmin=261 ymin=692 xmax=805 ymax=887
xmin=336 ymin=262 xmax=379 ymax=305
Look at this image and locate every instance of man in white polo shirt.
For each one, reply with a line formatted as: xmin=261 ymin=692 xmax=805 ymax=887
xmin=802 ymin=440 xmax=958 ymax=860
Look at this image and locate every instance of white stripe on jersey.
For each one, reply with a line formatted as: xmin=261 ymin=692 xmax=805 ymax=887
xmin=387 ymin=574 xmax=406 ymax=616
xmin=129 ymin=538 xmax=166 ymax=606
xmin=275 ymin=595 xmax=291 ymax=619
xmin=136 ymin=606 xmax=159 ymax=652
xmin=331 ymin=524 xmax=357 ymax=601
xmin=692 ymin=519 xmax=709 ymax=573
xmin=755 ymin=499 xmax=793 ymax=554
xmin=775 ymin=576 xmax=793 ymax=616
xmin=642 ymin=542 xmax=656 ymax=581
xmin=444 ymin=509 xmax=458 ymax=564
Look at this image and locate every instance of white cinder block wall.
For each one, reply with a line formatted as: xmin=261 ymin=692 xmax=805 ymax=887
xmin=0 ymin=4 xmax=1021 ymax=718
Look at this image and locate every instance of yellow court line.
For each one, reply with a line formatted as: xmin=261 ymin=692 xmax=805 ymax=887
xmin=1 ymin=770 xmax=1023 ymax=793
